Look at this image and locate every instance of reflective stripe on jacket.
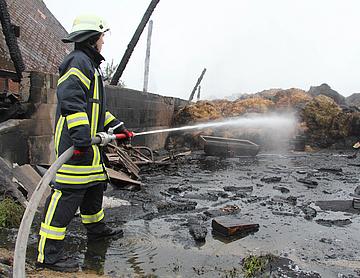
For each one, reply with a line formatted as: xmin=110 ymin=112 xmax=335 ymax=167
xmin=54 ymin=49 xmax=120 ymax=188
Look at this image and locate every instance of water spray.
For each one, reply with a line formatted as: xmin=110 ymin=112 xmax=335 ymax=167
xmin=134 ymin=114 xmax=296 ymax=137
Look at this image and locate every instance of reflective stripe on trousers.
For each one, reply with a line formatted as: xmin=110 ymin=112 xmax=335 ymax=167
xmin=81 ymin=209 xmax=105 ymax=224
xmin=37 ymin=189 xmax=65 ymax=263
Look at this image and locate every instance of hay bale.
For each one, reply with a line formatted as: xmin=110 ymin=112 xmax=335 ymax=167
xmin=174 ymin=101 xmax=222 ymax=125
xmin=303 ymin=95 xmax=350 ymax=147
xmin=222 ymin=97 xmax=274 ymax=117
xmin=274 ymin=89 xmax=312 ymax=111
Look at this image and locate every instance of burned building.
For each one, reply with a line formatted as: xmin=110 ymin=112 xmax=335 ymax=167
xmin=0 ymin=0 xmax=72 ymax=163
xmin=0 ymin=0 xmax=71 ymax=119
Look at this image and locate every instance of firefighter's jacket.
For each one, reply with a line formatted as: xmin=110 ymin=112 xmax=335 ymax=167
xmin=54 ymin=46 xmax=120 ymax=188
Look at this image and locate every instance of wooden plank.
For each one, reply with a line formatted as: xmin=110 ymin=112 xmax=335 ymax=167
xmin=0 ymin=157 xmax=27 ymax=207
xmin=106 ymin=168 xmax=142 ymax=186
xmin=13 ymin=164 xmax=51 ymax=207
xmin=13 ymin=165 xmax=41 ymax=197
xmin=212 ymin=217 xmax=259 ymax=237
xmin=159 ymin=151 xmax=192 ymax=162
xmin=108 ymin=143 xmax=140 ymax=179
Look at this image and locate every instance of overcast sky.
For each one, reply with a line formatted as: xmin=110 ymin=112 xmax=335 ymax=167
xmin=43 ymin=0 xmax=360 ymax=100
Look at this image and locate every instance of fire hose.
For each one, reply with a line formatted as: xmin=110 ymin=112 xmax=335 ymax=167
xmin=13 ymin=131 xmax=129 ymax=278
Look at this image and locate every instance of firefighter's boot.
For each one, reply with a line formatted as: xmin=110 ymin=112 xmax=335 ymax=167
xmin=36 ymin=256 xmax=79 ymax=272
xmin=87 ymin=226 xmax=123 ymax=241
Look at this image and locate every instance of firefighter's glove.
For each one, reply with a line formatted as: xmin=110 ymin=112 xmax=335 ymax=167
xmin=117 ymin=129 xmax=134 ymax=144
xmin=72 ymin=146 xmax=89 ymax=160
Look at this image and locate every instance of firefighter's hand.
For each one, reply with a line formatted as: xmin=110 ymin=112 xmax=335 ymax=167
xmin=117 ymin=129 xmax=134 ymax=144
xmin=353 ymin=142 xmax=360 ymax=149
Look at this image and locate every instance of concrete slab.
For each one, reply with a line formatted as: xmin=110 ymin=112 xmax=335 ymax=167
xmin=13 ymin=164 xmax=50 ymax=207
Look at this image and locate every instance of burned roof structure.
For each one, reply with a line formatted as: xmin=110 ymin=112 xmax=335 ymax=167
xmin=0 ymin=0 xmax=71 ymax=81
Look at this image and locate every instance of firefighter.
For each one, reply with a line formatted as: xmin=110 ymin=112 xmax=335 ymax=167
xmin=36 ymin=14 xmax=133 ymax=272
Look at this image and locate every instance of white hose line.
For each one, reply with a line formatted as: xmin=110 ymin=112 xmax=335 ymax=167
xmin=13 ymin=146 xmax=74 ymax=278
xmin=13 ymin=138 xmax=101 ymax=277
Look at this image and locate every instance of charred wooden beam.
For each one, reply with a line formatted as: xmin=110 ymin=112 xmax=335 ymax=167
xmin=110 ymin=0 xmax=160 ymax=86
xmin=189 ymin=68 xmax=206 ymax=102
xmin=0 ymin=0 xmax=25 ymax=81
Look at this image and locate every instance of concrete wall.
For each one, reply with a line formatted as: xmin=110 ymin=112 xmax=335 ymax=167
xmin=0 ymin=119 xmax=31 ymax=165
xmin=0 ymin=72 xmax=187 ymax=164
xmin=26 ymin=72 xmax=58 ymax=165
xmin=105 ymin=86 xmax=187 ymax=149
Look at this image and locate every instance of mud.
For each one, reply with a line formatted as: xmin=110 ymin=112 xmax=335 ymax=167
xmin=2 ymin=150 xmax=360 ymax=277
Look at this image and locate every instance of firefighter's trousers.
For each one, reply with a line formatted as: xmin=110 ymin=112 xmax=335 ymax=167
xmin=37 ymin=183 xmax=106 ymax=264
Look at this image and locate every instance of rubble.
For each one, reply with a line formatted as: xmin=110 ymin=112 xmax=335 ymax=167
xmin=346 ymin=93 xmax=360 ymax=108
xmin=316 ymin=200 xmax=360 ymax=214
xmin=272 ymin=88 xmax=312 ymax=111
xmin=317 ymin=167 xmax=343 ymax=173
xmin=223 ymin=186 xmax=253 ymax=193
xmin=260 ymin=176 xmax=281 ymax=183
xmin=302 ymin=95 xmax=354 ymax=148
xmin=301 ymin=206 xmax=317 ymax=220
xmin=353 ymin=198 xmax=360 ymax=209
xmin=0 ymin=157 xmax=27 ymax=206
xmin=0 ymin=248 xmax=12 ymax=277
xmin=174 ymin=101 xmax=222 ymax=125
xmin=204 ymin=204 xmax=240 ymax=218
xmin=308 ymin=83 xmax=346 ymax=105
xmin=315 ymin=219 xmax=352 ymax=227
xmin=156 ymin=199 xmax=197 ymax=214
xmin=297 ymin=178 xmax=318 ymax=188
xmin=273 ymin=186 xmax=290 ymax=194
xmin=221 ymin=97 xmax=274 ymax=117
xmin=189 ymin=224 xmax=207 ymax=242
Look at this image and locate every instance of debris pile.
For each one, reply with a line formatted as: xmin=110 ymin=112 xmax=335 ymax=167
xmin=174 ymin=84 xmax=360 ymax=149
xmin=221 ymin=97 xmax=274 ymax=117
xmin=273 ymin=88 xmax=312 ymax=111
xmin=174 ymin=101 xmax=222 ymax=125
xmin=302 ymin=95 xmax=352 ymax=147
xmin=104 ymin=143 xmax=192 ymax=190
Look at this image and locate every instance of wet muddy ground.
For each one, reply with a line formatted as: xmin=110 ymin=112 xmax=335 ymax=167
xmin=2 ymin=150 xmax=360 ymax=277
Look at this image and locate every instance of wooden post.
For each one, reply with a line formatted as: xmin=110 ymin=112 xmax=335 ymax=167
xmin=110 ymin=0 xmax=160 ymax=86
xmin=197 ymin=85 xmax=201 ymax=101
xmin=189 ymin=68 xmax=206 ymax=102
xmin=143 ymin=20 xmax=153 ymax=92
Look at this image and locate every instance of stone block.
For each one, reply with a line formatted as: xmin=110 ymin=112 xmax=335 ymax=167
xmin=0 ymin=119 xmax=31 ymax=164
xmin=28 ymin=135 xmax=55 ymax=165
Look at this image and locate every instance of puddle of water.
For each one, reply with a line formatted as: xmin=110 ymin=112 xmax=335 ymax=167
xmin=3 ymin=151 xmax=360 ymax=277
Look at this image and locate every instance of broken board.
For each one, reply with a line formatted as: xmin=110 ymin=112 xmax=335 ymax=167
xmin=106 ymin=167 xmax=142 ymax=186
xmin=13 ymin=164 xmax=51 ymax=207
xmin=212 ymin=217 xmax=259 ymax=237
